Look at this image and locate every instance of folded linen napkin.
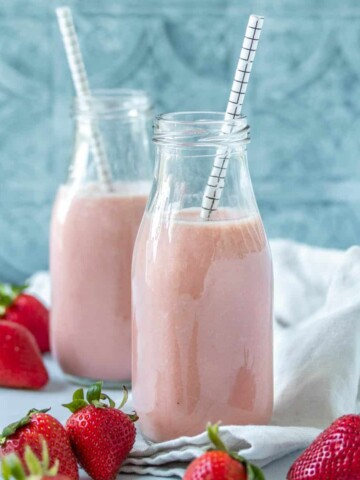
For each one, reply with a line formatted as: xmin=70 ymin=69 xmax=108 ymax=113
xmin=29 ymin=240 xmax=360 ymax=478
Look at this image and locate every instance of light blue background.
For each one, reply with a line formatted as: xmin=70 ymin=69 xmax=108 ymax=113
xmin=0 ymin=0 xmax=359 ymax=282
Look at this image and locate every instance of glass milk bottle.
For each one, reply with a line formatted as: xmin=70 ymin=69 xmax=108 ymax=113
xmin=132 ymin=112 xmax=273 ymax=441
xmin=50 ymin=90 xmax=152 ymax=386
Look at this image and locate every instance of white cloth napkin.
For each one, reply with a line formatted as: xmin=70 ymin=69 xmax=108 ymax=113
xmin=29 ymin=240 xmax=360 ymax=478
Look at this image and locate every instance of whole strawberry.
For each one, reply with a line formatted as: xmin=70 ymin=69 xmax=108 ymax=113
xmin=1 ymin=440 xmax=72 ymax=480
xmin=0 ymin=283 xmax=50 ymax=353
xmin=0 ymin=409 xmax=78 ymax=480
xmin=184 ymin=424 xmax=265 ymax=480
xmin=287 ymin=414 xmax=360 ymax=480
xmin=64 ymin=382 xmax=137 ymax=480
xmin=0 ymin=321 xmax=48 ymax=389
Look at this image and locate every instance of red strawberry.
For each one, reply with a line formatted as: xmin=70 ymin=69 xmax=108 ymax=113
xmin=64 ymin=382 xmax=137 ymax=480
xmin=184 ymin=424 xmax=265 ymax=480
xmin=1 ymin=440 xmax=72 ymax=480
xmin=0 ymin=284 xmax=49 ymax=353
xmin=287 ymin=414 xmax=360 ymax=479
xmin=0 ymin=321 xmax=48 ymax=389
xmin=0 ymin=409 xmax=79 ymax=480
xmin=184 ymin=450 xmax=247 ymax=480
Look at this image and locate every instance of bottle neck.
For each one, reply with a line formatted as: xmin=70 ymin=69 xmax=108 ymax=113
xmin=68 ymin=90 xmax=153 ymax=188
xmin=148 ymin=112 xmax=257 ymax=220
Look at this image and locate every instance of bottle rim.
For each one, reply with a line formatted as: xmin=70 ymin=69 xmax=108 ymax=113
xmin=73 ymin=88 xmax=153 ymax=120
xmin=153 ymin=111 xmax=250 ymax=148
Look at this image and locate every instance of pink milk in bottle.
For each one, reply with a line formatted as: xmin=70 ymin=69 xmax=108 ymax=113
xmin=50 ymin=90 xmax=152 ymax=385
xmin=51 ymin=183 xmax=148 ymax=383
xmin=132 ymin=112 xmax=273 ymax=441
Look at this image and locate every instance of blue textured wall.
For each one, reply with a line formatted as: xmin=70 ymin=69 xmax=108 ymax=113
xmin=0 ymin=0 xmax=359 ymax=282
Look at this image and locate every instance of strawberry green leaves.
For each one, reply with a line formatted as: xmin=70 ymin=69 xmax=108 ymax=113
xmin=24 ymin=440 xmax=59 ymax=476
xmin=62 ymin=388 xmax=88 ymax=414
xmin=0 ymin=284 xmax=27 ymax=316
xmin=86 ymin=382 xmax=103 ymax=404
xmin=1 ymin=453 xmax=26 ymax=480
xmin=241 ymin=458 xmax=265 ymax=480
xmin=86 ymin=381 xmax=116 ymax=408
xmin=1 ymin=440 xmax=60 ymax=480
xmin=0 ymin=409 xmax=50 ymax=445
xmin=63 ymin=382 xmax=125 ymax=413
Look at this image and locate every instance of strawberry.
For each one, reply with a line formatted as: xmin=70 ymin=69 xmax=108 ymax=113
xmin=287 ymin=414 xmax=360 ymax=479
xmin=0 ymin=409 xmax=79 ymax=480
xmin=184 ymin=451 xmax=247 ymax=480
xmin=184 ymin=424 xmax=265 ymax=480
xmin=63 ymin=382 xmax=137 ymax=480
xmin=1 ymin=440 xmax=72 ymax=480
xmin=0 ymin=321 xmax=48 ymax=389
xmin=0 ymin=284 xmax=50 ymax=353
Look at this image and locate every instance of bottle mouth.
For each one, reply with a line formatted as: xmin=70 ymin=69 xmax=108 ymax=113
xmin=73 ymin=89 xmax=153 ymax=120
xmin=153 ymin=112 xmax=250 ymax=147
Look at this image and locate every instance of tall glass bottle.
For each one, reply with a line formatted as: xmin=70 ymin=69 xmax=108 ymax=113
xmin=50 ymin=89 xmax=153 ymax=386
xmin=132 ymin=112 xmax=273 ymax=441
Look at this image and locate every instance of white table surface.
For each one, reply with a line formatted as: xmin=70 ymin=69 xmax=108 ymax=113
xmin=0 ymin=356 xmax=299 ymax=479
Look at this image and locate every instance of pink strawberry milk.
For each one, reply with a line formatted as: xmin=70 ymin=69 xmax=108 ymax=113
xmin=132 ymin=113 xmax=273 ymax=441
xmin=50 ymin=90 xmax=152 ymax=385
xmin=51 ymin=183 xmax=148 ymax=382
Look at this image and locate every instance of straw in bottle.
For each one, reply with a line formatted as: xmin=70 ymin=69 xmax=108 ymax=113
xmin=200 ymin=14 xmax=264 ymax=219
xmin=56 ymin=6 xmax=113 ymax=191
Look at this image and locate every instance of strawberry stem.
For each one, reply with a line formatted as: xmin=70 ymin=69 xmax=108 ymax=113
xmin=118 ymin=386 xmax=129 ymax=409
xmin=206 ymin=423 xmax=227 ymax=452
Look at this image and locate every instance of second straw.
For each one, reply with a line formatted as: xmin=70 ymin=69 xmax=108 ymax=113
xmin=56 ymin=6 xmax=113 ymax=191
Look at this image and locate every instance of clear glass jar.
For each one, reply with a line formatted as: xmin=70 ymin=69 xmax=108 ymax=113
xmin=50 ymin=89 xmax=153 ymax=387
xmin=132 ymin=112 xmax=273 ymax=441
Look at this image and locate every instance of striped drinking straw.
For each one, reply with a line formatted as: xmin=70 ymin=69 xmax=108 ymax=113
xmin=200 ymin=15 xmax=264 ymax=219
xmin=56 ymin=6 xmax=113 ymax=191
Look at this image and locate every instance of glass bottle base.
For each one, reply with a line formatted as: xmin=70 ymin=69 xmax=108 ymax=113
xmin=65 ymin=373 xmax=131 ymax=390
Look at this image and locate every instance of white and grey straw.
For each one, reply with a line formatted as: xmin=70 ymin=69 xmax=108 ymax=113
xmin=56 ymin=6 xmax=113 ymax=190
xmin=200 ymin=14 xmax=264 ymax=219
